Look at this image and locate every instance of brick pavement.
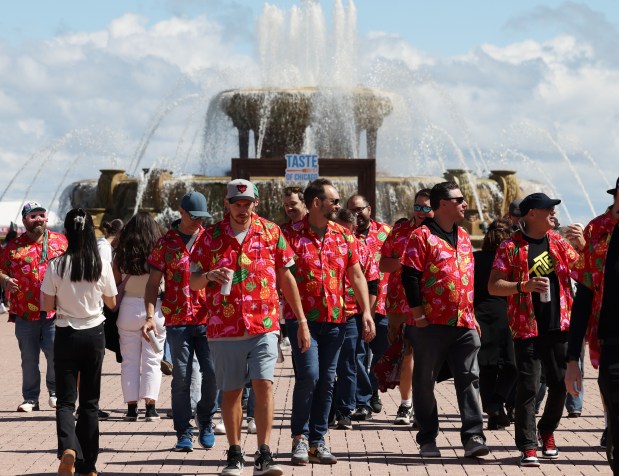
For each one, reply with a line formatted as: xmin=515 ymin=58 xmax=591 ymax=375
xmin=0 ymin=317 xmax=611 ymax=475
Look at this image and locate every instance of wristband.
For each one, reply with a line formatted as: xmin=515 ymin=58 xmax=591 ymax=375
xmin=146 ymin=315 xmax=154 ymax=320
xmin=516 ymin=281 xmax=522 ymax=293
xmin=297 ymin=319 xmax=308 ymax=324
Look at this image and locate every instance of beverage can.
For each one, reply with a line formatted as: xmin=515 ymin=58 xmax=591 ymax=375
xmin=540 ymin=277 xmax=551 ymax=303
xmin=220 ymin=269 xmax=234 ymax=296
xmin=147 ymin=329 xmax=163 ymax=353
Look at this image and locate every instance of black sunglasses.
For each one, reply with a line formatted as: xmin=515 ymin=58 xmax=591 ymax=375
xmin=413 ymin=205 xmax=432 ymax=213
xmin=324 ymin=198 xmax=341 ymax=205
xmin=349 ymin=205 xmax=369 ymax=214
xmin=446 ymin=196 xmax=466 ymax=204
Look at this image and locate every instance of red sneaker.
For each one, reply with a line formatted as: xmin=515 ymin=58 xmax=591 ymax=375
xmin=539 ymin=432 xmax=559 ymax=459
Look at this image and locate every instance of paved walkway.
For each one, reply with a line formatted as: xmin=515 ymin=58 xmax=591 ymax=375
xmin=0 ymin=318 xmax=611 ymax=475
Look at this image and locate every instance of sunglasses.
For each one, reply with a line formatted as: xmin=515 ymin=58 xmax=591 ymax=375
xmin=324 ymin=198 xmax=341 ymax=205
xmin=284 ymin=186 xmax=302 ymax=195
xmin=189 ymin=213 xmax=203 ymax=220
xmin=446 ymin=196 xmax=466 ymax=204
xmin=349 ymin=205 xmax=369 ymax=214
xmin=413 ymin=205 xmax=432 ymax=213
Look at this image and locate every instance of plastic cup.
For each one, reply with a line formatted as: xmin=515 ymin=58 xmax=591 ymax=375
xmin=147 ymin=329 xmax=163 ymax=353
xmin=220 ymin=269 xmax=234 ymax=296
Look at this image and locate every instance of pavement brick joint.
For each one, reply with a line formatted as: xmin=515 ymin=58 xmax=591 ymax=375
xmin=0 ymin=323 xmax=610 ymax=475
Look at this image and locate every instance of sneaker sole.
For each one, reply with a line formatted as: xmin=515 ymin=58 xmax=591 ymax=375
xmin=336 ymin=423 xmax=352 ymax=430
xmin=145 ymin=416 xmax=161 ymax=422
xmin=173 ymin=446 xmax=193 ymax=452
xmin=540 ymin=452 xmax=559 ymax=459
xmin=520 ymin=460 xmax=540 ymax=467
xmin=394 ymin=418 xmax=411 ymax=425
xmin=465 ymin=448 xmax=490 ymax=457
xmin=308 ymin=456 xmax=337 ymax=464
xmin=253 ymin=466 xmax=283 ymax=476
xmin=291 ymin=457 xmax=309 ymax=466
xmin=123 ymin=417 xmax=138 ymax=422
xmin=420 ymin=451 xmax=441 ymax=458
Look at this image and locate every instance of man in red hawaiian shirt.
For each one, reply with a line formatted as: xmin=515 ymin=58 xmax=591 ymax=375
xmin=283 ymin=178 xmax=376 ymax=466
xmin=565 ymin=176 xmax=619 ymax=472
xmin=379 ymin=188 xmax=433 ymax=426
xmin=489 ymin=192 xmax=579 ymax=467
xmin=190 ymin=179 xmax=310 ymax=475
xmin=346 ymin=194 xmax=391 ymax=419
xmin=0 ymin=201 xmax=67 ymax=412
xmin=401 ymin=181 xmax=488 ymax=459
xmin=143 ymin=191 xmax=218 ymax=453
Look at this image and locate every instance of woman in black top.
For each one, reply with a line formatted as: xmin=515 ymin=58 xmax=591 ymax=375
xmin=474 ymin=217 xmax=517 ymax=429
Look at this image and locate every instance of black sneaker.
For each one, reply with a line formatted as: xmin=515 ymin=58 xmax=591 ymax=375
xmin=254 ymin=445 xmax=283 ymax=476
xmin=98 ymin=409 xmax=111 ymax=420
xmin=336 ymin=415 xmax=352 ymax=430
xmin=370 ymin=391 xmax=383 ymax=413
xmin=601 ymin=428 xmax=608 ymax=449
xmin=394 ymin=404 xmax=412 ymax=425
xmin=221 ymin=445 xmax=244 ymax=475
xmin=145 ymin=404 xmax=160 ymax=422
xmin=123 ymin=404 xmax=138 ymax=422
xmin=487 ymin=405 xmax=511 ymax=428
xmin=350 ymin=406 xmax=372 ymax=421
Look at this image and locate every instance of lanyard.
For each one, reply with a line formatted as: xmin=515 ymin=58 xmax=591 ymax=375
xmin=40 ymin=230 xmax=49 ymax=264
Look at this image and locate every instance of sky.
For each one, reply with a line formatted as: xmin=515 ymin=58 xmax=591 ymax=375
xmin=1 ymin=0 xmax=619 ymax=225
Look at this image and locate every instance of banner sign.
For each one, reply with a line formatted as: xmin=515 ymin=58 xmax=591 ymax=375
xmin=285 ymin=154 xmax=319 ymax=181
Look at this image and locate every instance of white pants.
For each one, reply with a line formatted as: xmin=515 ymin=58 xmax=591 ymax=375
xmin=117 ymin=296 xmax=166 ymax=403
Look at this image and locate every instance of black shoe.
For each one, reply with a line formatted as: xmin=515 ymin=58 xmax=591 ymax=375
xmin=567 ymin=411 xmax=581 ymax=418
xmin=370 ymin=391 xmax=383 ymax=413
xmin=336 ymin=415 xmax=352 ymax=430
xmin=222 ymin=445 xmax=244 ymax=475
xmin=123 ymin=404 xmax=138 ymax=422
xmin=601 ymin=428 xmax=608 ymax=449
xmin=350 ymin=406 xmax=372 ymax=421
xmin=506 ymin=406 xmax=515 ymax=423
xmin=98 ymin=409 xmax=111 ymax=420
xmin=487 ymin=406 xmax=510 ymax=428
xmin=160 ymin=360 xmax=173 ymax=375
xmin=487 ymin=415 xmax=508 ymax=430
xmin=145 ymin=403 xmax=160 ymax=421
xmin=254 ymin=444 xmax=283 ymax=476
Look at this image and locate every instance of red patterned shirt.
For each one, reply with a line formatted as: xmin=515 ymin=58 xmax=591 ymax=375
xmin=355 ymin=219 xmax=391 ymax=316
xmin=570 ymin=210 xmax=619 ymax=368
xmin=147 ymin=227 xmax=207 ymax=327
xmin=282 ymin=216 xmax=360 ymax=324
xmin=381 ymin=218 xmax=415 ymax=316
xmin=344 ymin=237 xmax=380 ymax=318
xmin=191 ymin=214 xmax=294 ymax=338
xmin=400 ymin=224 xmax=476 ymax=329
xmin=492 ymin=230 xmax=578 ymax=340
xmin=0 ymin=231 xmax=67 ymax=321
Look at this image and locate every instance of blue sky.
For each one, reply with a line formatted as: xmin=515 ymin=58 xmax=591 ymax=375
xmin=1 ymin=0 xmax=619 ymax=225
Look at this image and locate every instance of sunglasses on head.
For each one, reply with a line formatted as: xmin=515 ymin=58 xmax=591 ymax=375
xmin=284 ymin=186 xmax=302 ymax=195
xmin=413 ymin=204 xmax=432 ymax=213
xmin=446 ymin=196 xmax=466 ymax=204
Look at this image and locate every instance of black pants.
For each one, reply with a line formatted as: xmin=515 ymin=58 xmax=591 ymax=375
xmin=598 ymin=340 xmax=619 ymax=474
xmin=55 ymin=324 xmax=105 ymax=474
xmin=479 ymin=363 xmax=518 ymax=412
xmin=513 ymin=331 xmax=567 ymax=450
xmin=407 ymin=325 xmax=485 ymax=446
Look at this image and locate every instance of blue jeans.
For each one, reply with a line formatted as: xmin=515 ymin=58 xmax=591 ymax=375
xmin=14 ymin=314 xmax=55 ymax=401
xmin=565 ymin=356 xmax=584 ymax=414
xmin=333 ymin=316 xmax=359 ymax=417
xmin=356 ymin=313 xmax=389 ymax=407
xmin=287 ymin=320 xmax=346 ymax=445
xmin=166 ymin=325 xmax=218 ymax=438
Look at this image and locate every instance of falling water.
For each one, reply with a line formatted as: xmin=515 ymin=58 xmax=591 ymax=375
xmin=581 ymin=150 xmax=611 ymax=189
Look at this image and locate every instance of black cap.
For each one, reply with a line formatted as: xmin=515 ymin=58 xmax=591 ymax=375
xmin=607 ymin=176 xmax=619 ymax=195
xmin=519 ymin=193 xmax=561 ymax=217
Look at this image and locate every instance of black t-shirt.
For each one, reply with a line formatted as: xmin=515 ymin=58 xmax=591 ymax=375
xmin=599 ymin=225 xmax=619 ymax=338
xmin=523 ymin=233 xmax=561 ymax=333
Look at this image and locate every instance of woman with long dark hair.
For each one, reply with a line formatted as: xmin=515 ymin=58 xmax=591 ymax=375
xmin=41 ymin=208 xmax=117 ymax=476
xmin=113 ymin=211 xmax=165 ymax=421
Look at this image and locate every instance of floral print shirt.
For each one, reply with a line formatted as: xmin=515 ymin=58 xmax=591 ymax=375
xmin=570 ymin=210 xmax=619 ymax=368
xmin=355 ymin=219 xmax=391 ymax=316
xmin=381 ymin=218 xmax=415 ymax=317
xmin=191 ymin=214 xmax=294 ymax=338
xmin=147 ymin=227 xmax=207 ymax=327
xmin=400 ymin=224 xmax=476 ymax=329
xmin=344 ymin=236 xmax=380 ymax=318
xmin=0 ymin=231 xmax=67 ymax=320
xmin=282 ymin=216 xmax=359 ymax=324
xmin=492 ymin=230 xmax=578 ymax=339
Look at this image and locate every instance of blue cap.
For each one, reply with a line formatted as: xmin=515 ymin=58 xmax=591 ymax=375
xmin=180 ymin=191 xmax=211 ymax=217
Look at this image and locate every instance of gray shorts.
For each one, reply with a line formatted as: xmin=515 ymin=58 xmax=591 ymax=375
xmin=209 ymin=332 xmax=279 ymax=392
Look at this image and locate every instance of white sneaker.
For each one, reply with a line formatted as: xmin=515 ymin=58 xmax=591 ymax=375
xmin=247 ymin=418 xmax=257 ymax=434
xmin=214 ymin=418 xmax=226 ymax=435
xmin=17 ymin=400 xmax=39 ymax=412
xmin=0 ymin=303 xmax=7 ymax=314
xmin=48 ymin=395 xmax=57 ymax=408
xmin=280 ymin=337 xmax=291 ymax=348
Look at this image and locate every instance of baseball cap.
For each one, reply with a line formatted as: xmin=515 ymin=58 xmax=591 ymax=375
xmin=508 ymin=198 xmax=522 ymax=217
xmin=519 ymin=193 xmax=561 ymax=217
xmin=22 ymin=201 xmax=46 ymax=218
xmin=607 ymin=176 xmax=619 ymax=195
xmin=180 ymin=191 xmax=211 ymax=217
xmin=226 ymin=179 xmax=256 ymax=203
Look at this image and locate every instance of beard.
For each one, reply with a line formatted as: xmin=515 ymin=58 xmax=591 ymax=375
xmin=25 ymin=223 xmax=45 ymax=235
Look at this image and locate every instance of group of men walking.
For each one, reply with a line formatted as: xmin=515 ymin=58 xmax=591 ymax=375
xmin=1 ymin=174 xmax=618 ymax=476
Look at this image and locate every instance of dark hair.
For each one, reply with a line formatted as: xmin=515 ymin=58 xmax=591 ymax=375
xmin=347 ymin=194 xmax=368 ymax=208
xmin=336 ymin=208 xmax=357 ymax=226
xmin=415 ymin=188 xmax=432 ymax=202
xmin=57 ymin=208 xmax=102 ymax=282
xmin=100 ymin=219 xmax=124 ymax=237
xmin=283 ymin=186 xmax=304 ymax=202
xmin=394 ymin=217 xmax=409 ymax=226
xmin=481 ymin=218 xmax=512 ymax=253
xmin=430 ymin=181 xmax=460 ymax=210
xmin=115 ymin=212 xmax=163 ymax=276
xmin=303 ymin=178 xmax=333 ymax=207
xmin=2 ymin=229 xmax=17 ymax=245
